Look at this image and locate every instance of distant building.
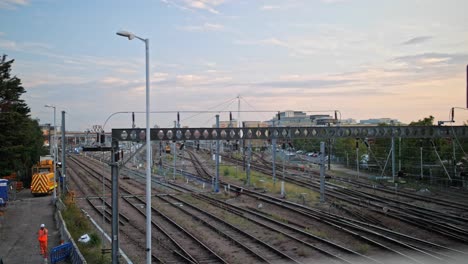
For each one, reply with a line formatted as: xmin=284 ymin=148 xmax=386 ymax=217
xmin=339 ymin=118 xmax=358 ymax=125
xmin=214 ymin=120 xmax=269 ymax=128
xmin=268 ymin=111 xmax=335 ymax=127
xmin=359 ymin=118 xmax=400 ymax=125
xmin=242 ymin=121 xmax=269 ymax=128
xmin=214 ymin=120 xmax=238 ymax=128
xmin=39 ymin=123 xmax=52 ymax=147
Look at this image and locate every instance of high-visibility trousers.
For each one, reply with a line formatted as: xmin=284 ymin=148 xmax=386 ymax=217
xmin=39 ymin=240 xmax=48 ymax=258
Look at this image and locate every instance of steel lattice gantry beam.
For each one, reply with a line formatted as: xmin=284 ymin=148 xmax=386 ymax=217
xmin=112 ymin=126 xmax=468 ymax=142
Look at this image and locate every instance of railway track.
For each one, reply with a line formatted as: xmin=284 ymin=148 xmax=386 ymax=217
xmin=121 ymin=151 xmax=381 ymax=263
xmin=70 ymin=150 xmax=468 ymax=263
xmin=69 ymin=155 xmax=226 ymax=263
xmin=185 ymin=150 xmax=468 ymax=264
xmin=125 ymin=155 xmax=357 ymax=263
xmin=154 ymin=194 xmax=303 ymax=264
xmin=219 ymin=153 xmax=468 ymax=243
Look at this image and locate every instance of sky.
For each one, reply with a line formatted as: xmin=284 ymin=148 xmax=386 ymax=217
xmin=1 ymin=0 xmax=468 ymax=131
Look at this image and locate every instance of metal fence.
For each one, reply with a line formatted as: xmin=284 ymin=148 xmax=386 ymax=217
xmin=54 ymin=200 xmax=87 ymax=264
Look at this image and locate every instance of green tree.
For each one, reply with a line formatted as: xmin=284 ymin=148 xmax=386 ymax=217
xmin=0 ymin=55 xmax=45 ymax=184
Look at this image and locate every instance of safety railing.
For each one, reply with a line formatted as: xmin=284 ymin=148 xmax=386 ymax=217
xmin=54 ymin=201 xmax=87 ymax=264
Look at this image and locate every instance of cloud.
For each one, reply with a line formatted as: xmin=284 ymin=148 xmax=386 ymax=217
xmin=260 ymin=5 xmax=280 ymax=11
xmin=178 ymin=22 xmax=224 ymax=32
xmin=320 ymin=0 xmax=348 ymax=3
xmin=153 ymin=72 xmax=169 ymax=82
xmin=100 ymin=77 xmax=131 ymax=85
xmin=0 ymin=39 xmax=17 ymax=50
xmin=235 ymin=25 xmax=372 ymax=57
xmin=161 ymin=0 xmax=225 ymax=14
xmin=401 ymin=36 xmax=433 ymax=45
xmin=0 ymin=37 xmax=57 ymax=55
xmin=0 ymin=0 xmax=28 ymax=9
xmin=393 ymin=52 xmax=468 ymax=67
xmin=22 ymin=73 xmax=89 ymax=88
xmin=236 ymin=37 xmax=319 ymax=56
xmin=254 ymin=78 xmax=354 ymax=89
xmin=175 ymin=74 xmax=232 ymax=86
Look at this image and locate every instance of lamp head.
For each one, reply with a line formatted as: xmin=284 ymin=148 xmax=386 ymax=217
xmin=44 ymin=104 xmax=54 ymax=108
xmin=116 ymin=30 xmax=135 ymax=40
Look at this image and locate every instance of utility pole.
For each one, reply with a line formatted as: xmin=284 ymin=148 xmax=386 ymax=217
xmin=215 ymin=115 xmax=220 ymax=192
xmin=237 ymin=95 xmax=241 ymax=128
xmin=453 ymin=138 xmax=457 ymax=180
xmin=173 ymin=121 xmax=177 ymax=181
xmin=327 ymin=138 xmax=331 ymax=171
xmin=392 ymin=136 xmax=396 ymax=182
xmin=272 ymin=120 xmax=277 ymax=184
xmin=355 ymin=138 xmax=359 ymax=179
xmin=398 ymin=137 xmax=401 ymax=171
xmin=61 ymin=111 xmax=66 ymax=194
xmin=420 ymin=140 xmax=423 ymax=179
xmin=320 ymin=142 xmax=326 ymax=203
xmin=110 ymin=140 xmax=120 ymax=264
xmin=247 ymin=139 xmax=252 ymax=186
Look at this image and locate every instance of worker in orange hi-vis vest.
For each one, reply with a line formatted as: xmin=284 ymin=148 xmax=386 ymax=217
xmin=38 ymin=224 xmax=48 ymax=259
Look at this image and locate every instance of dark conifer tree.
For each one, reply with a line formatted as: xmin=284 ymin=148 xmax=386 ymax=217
xmin=0 ymin=55 xmax=45 ymax=184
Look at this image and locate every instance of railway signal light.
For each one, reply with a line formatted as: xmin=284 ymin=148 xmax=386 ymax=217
xmin=113 ymin=150 xmax=120 ymax=161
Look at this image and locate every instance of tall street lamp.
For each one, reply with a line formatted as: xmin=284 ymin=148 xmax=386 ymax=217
xmin=116 ymin=30 xmax=152 ymax=264
xmin=44 ymin=104 xmax=57 ymax=201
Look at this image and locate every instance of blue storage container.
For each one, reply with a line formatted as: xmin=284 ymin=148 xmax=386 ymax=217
xmin=0 ymin=179 xmax=8 ymax=205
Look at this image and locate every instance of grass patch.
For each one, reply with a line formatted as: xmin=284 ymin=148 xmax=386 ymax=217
xmin=356 ymin=243 xmax=370 ymax=254
xmin=61 ymin=196 xmax=111 ymax=264
xmin=220 ymin=165 xmax=243 ymax=181
xmin=270 ymin=213 xmax=289 ymax=224
xmin=310 ymin=229 xmax=328 ymax=239
xmin=221 ymin=165 xmax=320 ymax=204
xmin=223 ymin=213 xmax=252 ymax=229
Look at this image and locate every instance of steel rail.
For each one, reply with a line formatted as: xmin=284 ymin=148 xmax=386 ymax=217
xmin=70 ymin=155 xmax=201 ymax=263
xmin=68 ymin=156 xmax=173 ymax=263
xmin=193 ymin=193 xmax=379 ymax=264
xmin=156 ymin=194 xmax=302 ymax=264
xmin=128 ymin=194 xmax=229 ymax=264
xmin=224 ymin=185 xmax=451 ymax=264
xmin=229 ymin=154 xmax=468 ymax=241
xmin=186 ymin=151 xmax=381 ymax=264
xmin=282 ymin=175 xmax=468 ymax=243
xmin=188 ymin=151 xmax=463 ymax=263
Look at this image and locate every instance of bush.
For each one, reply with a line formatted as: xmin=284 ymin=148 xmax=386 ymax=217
xmin=61 ymin=198 xmax=111 ymax=263
xmin=88 ymin=232 xmax=101 ymax=247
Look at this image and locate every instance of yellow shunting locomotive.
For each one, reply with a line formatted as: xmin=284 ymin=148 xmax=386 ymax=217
xmin=31 ymin=156 xmax=57 ymax=196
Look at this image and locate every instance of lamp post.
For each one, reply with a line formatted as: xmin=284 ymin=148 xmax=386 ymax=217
xmin=116 ymin=30 xmax=152 ymax=264
xmin=44 ymin=104 xmax=57 ymax=201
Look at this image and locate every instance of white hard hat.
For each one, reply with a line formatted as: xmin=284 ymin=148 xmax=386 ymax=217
xmin=40 ymin=224 xmax=45 ymax=228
